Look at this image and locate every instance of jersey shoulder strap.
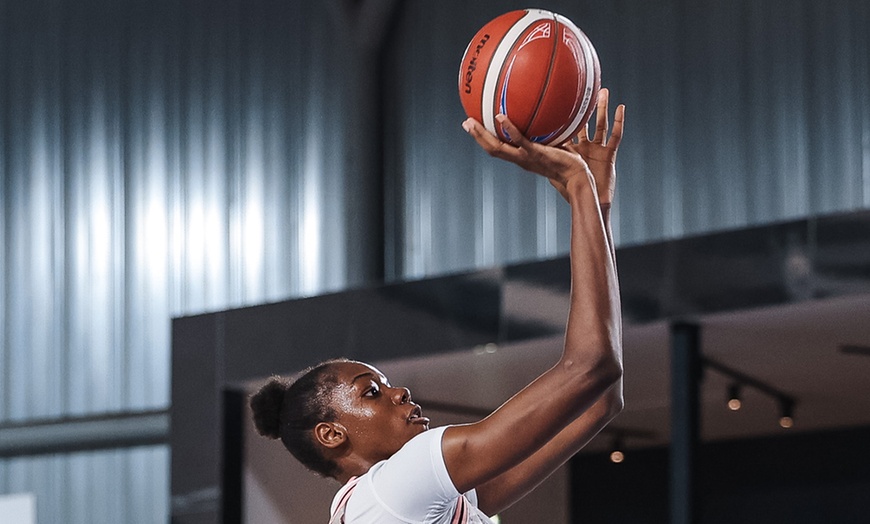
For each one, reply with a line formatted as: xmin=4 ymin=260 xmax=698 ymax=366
xmin=329 ymin=476 xmax=360 ymax=524
xmin=450 ymin=495 xmax=470 ymax=524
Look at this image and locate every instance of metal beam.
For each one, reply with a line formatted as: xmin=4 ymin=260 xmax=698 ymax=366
xmin=670 ymin=322 xmax=702 ymax=524
xmin=0 ymin=410 xmax=169 ymax=458
xmin=703 ymin=357 xmax=796 ymax=405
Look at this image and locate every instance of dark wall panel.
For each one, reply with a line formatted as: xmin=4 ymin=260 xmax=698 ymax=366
xmin=570 ymin=426 xmax=870 ymax=524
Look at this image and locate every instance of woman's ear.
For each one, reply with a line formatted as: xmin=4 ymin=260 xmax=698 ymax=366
xmin=314 ymin=422 xmax=348 ymax=449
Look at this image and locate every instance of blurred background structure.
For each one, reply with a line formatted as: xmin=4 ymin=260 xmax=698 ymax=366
xmin=1 ymin=0 xmax=869 ymax=522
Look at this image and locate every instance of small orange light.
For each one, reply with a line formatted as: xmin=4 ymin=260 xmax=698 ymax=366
xmin=727 ymin=384 xmax=742 ymax=411
xmin=610 ymin=450 xmax=625 ymax=463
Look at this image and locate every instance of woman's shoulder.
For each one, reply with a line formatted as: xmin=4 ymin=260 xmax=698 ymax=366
xmin=371 ymin=426 xmax=449 ymax=482
xmin=342 ymin=426 xmax=462 ymax=522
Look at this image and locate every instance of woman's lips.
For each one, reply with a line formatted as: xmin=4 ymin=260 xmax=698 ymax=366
xmin=408 ymin=405 xmax=430 ymax=425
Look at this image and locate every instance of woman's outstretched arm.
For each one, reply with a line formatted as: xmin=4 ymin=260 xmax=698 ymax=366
xmin=441 ymin=99 xmax=624 ymax=495
xmin=472 ymin=92 xmax=626 ymax=514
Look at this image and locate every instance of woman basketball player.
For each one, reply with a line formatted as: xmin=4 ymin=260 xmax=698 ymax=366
xmin=250 ymin=89 xmax=626 ymax=523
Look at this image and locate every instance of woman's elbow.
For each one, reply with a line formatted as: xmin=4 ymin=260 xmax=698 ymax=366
xmin=591 ymin=376 xmax=624 ymax=423
xmin=562 ymin=337 xmax=624 ymax=403
xmin=586 ymin=339 xmax=624 ymax=420
xmin=592 ymin=352 xmax=624 ymax=412
xmin=595 ymin=349 xmax=623 ymax=390
xmin=606 ymin=386 xmax=625 ymax=419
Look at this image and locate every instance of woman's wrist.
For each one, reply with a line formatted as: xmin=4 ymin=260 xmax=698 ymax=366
xmin=563 ymin=169 xmax=596 ymax=201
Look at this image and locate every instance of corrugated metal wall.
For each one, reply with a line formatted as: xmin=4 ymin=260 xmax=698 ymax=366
xmin=386 ymin=0 xmax=870 ymax=278
xmin=1 ymin=0 xmax=869 ymax=522
xmin=1 ymin=447 xmax=167 ymax=522
xmin=0 ymin=0 xmax=352 ymax=521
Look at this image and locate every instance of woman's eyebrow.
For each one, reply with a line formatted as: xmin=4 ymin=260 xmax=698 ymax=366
xmin=352 ymin=371 xmax=391 ymax=388
xmin=352 ymin=372 xmax=376 ymax=384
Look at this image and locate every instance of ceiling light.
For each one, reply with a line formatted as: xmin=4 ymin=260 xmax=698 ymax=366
xmin=609 ymin=437 xmax=625 ymax=464
xmin=779 ymin=399 xmax=794 ymax=429
xmin=727 ymin=384 xmax=742 ymax=411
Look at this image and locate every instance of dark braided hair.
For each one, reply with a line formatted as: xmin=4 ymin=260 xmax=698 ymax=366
xmin=249 ymin=359 xmax=349 ymax=478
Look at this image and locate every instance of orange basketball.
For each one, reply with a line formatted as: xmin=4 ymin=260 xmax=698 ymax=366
xmin=458 ymin=9 xmax=601 ymax=145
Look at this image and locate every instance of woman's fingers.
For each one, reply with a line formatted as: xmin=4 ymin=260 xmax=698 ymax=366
xmin=462 ymin=116 xmax=524 ymax=161
xmin=608 ymin=104 xmax=626 ymax=152
xmin=576 ymin=121 xmax=590 ymax=144
xmin=593 ymin=88 xmax=610 ymax=145
xmin=462 ymin=118 xmax=500 ymax=149
xmin=494 ymin=114 xmax=535 ymax=151
xmin=464 ymin=114 xmax=545 ymax=169
xmin=463 ymin=114 xmax=588 ymax=186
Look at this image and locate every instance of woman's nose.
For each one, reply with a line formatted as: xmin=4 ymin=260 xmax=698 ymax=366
xmin=392 ymin=386 xmax=411 ymax=405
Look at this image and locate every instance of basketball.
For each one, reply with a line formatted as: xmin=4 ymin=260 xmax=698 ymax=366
xmin=458 ymin=9 xmax=601 ymax=145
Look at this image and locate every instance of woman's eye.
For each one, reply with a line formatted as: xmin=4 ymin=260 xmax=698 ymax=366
xmin=364 ymin=385 xmax=380 ymax=397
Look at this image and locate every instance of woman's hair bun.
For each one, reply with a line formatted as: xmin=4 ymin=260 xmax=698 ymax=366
xmin=249 ymin=376 xmax=291 ymax=439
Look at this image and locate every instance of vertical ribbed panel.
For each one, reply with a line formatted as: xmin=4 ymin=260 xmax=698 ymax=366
xmin=0 ymin=447 xmax=168 ymax=524
xmin=386 ymin=0 xmax=870 ymax=278
xmin=1 ymin=0 xmax=352 ymax=521
xmin=387 ymin=5 xmax=562 ymax=279
xmin=0 ymin=0 xmax=350 ymax=421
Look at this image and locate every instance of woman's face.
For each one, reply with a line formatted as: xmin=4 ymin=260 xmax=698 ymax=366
xmin=328 ymin=361 xmax=430 ymax=463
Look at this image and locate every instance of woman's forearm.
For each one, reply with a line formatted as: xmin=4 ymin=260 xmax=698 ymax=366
xmin=475 ymin=381 xmax=623 ymax=515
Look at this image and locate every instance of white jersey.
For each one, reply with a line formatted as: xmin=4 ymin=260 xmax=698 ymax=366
xmin=329 ymin=426 xmax=495 ymax=524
